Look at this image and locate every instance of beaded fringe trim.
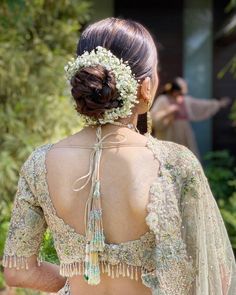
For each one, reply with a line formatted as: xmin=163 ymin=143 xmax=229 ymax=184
xmin=2 ymin=254 xmax=43 ymax=270
xmin=2 ymin=255 xmax=149 ymax=282
xmin=60 ymin=261 xmax=148 ymax=281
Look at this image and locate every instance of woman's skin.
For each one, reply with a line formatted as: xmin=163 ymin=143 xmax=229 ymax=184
xmin=4 ymin=67 xmax=159 ymax=295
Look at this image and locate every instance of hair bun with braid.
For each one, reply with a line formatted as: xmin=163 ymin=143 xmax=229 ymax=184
xmin=71 ymin=65 xmax=121 ymax=119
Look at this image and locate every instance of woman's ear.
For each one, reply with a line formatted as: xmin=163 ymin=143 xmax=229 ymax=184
xmin=140 ymin=77 xmax=151 ymax=104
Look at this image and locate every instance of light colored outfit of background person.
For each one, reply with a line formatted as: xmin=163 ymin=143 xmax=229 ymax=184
xmin=151 ymin=94 xmax=224 ymax=158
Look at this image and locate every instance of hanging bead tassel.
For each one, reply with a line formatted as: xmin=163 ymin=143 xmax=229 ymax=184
xmin=116 ymin=264 xmax=119 ymax=278
xmin=135 ymin=266 xmax=139 ymax=281
xmin=79 ymin=127 xmax=106 ymax=285
xmin=72 ymin=126 xmax=130 ymax=285
xmin=84 ymin=158 xmax=105 ymax=284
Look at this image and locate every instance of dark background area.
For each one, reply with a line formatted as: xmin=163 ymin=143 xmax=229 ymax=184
xmin=115 ymin=0 xmax=183 ymax=89
xmin=213 ymin=0 xmax=236 ymax=152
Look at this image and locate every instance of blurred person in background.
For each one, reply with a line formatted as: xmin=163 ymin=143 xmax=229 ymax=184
xmin=151 ymin=77 xmax=231 ymax=158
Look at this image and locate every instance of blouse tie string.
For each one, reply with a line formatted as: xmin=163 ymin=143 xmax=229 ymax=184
xmin=71 ymin=126 xmax=126 ymax=285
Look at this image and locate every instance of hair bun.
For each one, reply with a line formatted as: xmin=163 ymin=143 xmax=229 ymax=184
xmin=71 ymin=65 xmax=120 ymax=118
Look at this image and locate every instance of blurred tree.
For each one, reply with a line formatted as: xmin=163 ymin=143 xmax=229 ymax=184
xmin=217 ymin=0 xmax=236 ymax=124
xmin=0 ymin=0 xmax=91 ymax=204
xmin=225 ymin=0 xmax=236 ymax=13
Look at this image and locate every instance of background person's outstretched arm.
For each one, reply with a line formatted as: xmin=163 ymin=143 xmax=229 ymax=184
xmin=186 ymin=96 xmax=231 ymax=121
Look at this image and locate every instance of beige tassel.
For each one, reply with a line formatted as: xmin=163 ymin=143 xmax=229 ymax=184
xmin=105 ymin=262 xmax=108 ymax=273
xmin=119 ymin=263 xmax=122 ymax=275
xmin=130 ymin=265 xmax=134 ymax=280
xmin=78 ymin=262 xmax=81 ymax=275
xmin=74 ymin=263 xmax=78 ymax=275
xmin=108 ymin=263 xmax=111 ymax=276
xmin=111 ymin=265 xmax=115 ymax=278
xmin=122 ymin=263 xmax=126 ymax=277
xmin=127 ymin=265 xmax=130 ymax=277
xmin=21 ymin=257 xmax=25 ymax=269
xmin=116 ymin=265 xmax=119 ymax=278
xmin=9 ymin=256 xmax=12 ymax=268
xmin=13 ymin=256 xmax=16 ymax=268
xmin=135 ymin=266 xmax=138 ymax=281
xmin=82 ymin=261 xmax=85 ymax=274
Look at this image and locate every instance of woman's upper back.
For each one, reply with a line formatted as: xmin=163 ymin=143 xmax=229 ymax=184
xmin=8 ymin=129 xmax=235 ymax=294
xmin=45 ymin=126 xmax=159 ymax=243
xmin=26 ymin=126 xmax=163 ymax=280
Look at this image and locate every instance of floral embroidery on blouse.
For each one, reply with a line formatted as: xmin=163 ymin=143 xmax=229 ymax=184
xmin=3 ymin=136 xmax=236 ymax=295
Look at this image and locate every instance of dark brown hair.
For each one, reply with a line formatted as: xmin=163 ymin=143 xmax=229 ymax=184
xmin=71 ymin=17 xmax=158 ymax=118
xmin=161 ymin=79 xmax=182 ymax=95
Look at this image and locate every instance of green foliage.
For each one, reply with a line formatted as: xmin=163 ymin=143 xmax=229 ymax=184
xmin=219 ymin=184 xmax=236 ymax=249
xmin=0 ymin=0 xmax=92 ymax=292
xmin=225 ymin=0 xmax=236 ymax=12
xmin=0 ymin=0 xmax=91 ymax=204
xmin=40 ymin=230 xmax=59 ymax=265
xmin=0 ymin=202 xmax=11 ymax=258
xmin=217 ymin=56 xmax=236 ymax=79
xmin=219 ymin=0 xmax=236 ymax=124
xmin=204 ymin=150 xmax=236 ymax=200
xmin=0 ymin=271 xmax=5 ymax=290
xmin=204 ymin=150 xmax=236 ymax=249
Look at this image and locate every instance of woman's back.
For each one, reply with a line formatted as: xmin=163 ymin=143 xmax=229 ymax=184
xmin=46 ymin=126 xmax=158 ymax=242
xmin=46 ymin=126 xmax=159 ymax=295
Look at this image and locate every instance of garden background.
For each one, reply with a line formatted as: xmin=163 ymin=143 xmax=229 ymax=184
xmin=0 ymin=0 xmax=236 ymax=294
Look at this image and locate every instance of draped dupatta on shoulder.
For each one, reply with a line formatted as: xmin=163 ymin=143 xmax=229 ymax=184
xmin=143 ymin=136 xmax=236 ymax=295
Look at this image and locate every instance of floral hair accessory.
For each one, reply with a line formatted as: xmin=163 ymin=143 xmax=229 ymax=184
xmin=64 ymin=46 xmax=139 ymax=125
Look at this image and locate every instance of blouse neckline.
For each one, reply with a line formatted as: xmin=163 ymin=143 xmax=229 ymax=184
xmin=41 ymin=134 xmax=162 ymax=246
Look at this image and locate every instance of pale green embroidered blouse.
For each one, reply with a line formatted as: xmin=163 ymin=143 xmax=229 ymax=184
xmin=2 ymin=135 xmax=236 ymax=294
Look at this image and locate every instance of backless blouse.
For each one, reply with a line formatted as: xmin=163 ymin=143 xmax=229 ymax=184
xmin=2 ymin=134 xmax=236 ymax=294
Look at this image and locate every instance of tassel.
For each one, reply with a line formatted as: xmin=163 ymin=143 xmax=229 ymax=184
xmin=84 ymin=243 xmax=101 ymax=285
xmin=122 ymin=263 xmax=126 ymax=277
xmin=9 ymin=256 xmax=12 ymax=268
xmin=116 ymin=265 xmax=119 ymax=278
xmin=111 ymin=265 xmax=115 ymax=278
xmin=37 ymin=254 xmax=43 ymax=267
xmin=82 ymin=261 xmax=85 ymax=274
xmin=84 ymin=177 xmax=105 ymax=284
xmin=59 ymin=261 xmax=141 ymax=282
xmin=25 ymin=259 xmax=29 ymax=270
xmin=13 ymin=256 xmax=17 ymax=268
xmin=2 ymin=255 xmax=31 ymax=270
xmin=135 ymin=266 xmax=138 ymax=281
xmin=79 ymin=261 xmax=81 ymax=275
xmin=127 ymin=265 xmax=130 ymax=277
xmin=130 ymin=265 xmax=134 ymax=280
xmin=108 ymin=263 xmax=111 ymax=276
xmin=61 ymin=264 xmax=64 ymax=276
xmin=105 ymin=262 xmax=108 ymax=273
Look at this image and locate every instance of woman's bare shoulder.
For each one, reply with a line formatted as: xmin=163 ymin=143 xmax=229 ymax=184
xmin=50 ymin=127 xmax=149 ymax=148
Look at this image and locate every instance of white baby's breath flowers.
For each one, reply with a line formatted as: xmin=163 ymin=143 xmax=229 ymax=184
xmin=64 ymin=46 xmax=139 ymax=125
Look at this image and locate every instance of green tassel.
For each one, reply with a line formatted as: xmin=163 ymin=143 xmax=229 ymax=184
xmin=84 ymin=243 xmax=101 ymax=285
